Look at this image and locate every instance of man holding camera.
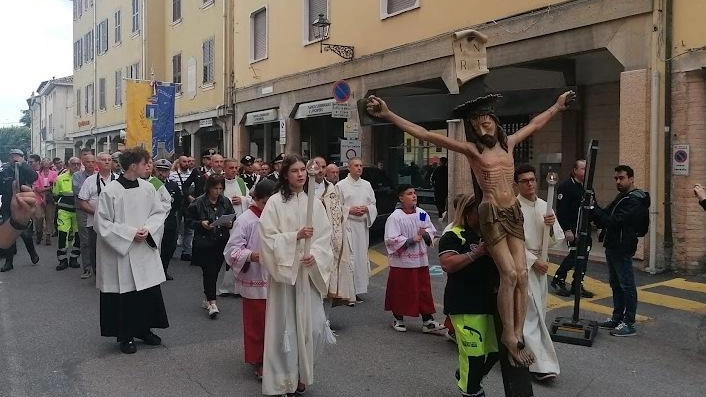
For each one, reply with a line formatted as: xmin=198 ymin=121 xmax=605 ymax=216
xmin=0 ymin=149 xmax=40 ymax=272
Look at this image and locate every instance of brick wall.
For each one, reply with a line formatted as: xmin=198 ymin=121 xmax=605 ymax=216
xmin=670 ymin=70 xmax=706 ymax=273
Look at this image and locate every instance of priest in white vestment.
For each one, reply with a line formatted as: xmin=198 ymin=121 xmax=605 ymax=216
xmin=515 ymin=165 xmax=564 ymax=381
xmin=312 ymin=157 xmax=355 ymax=306
xmin=336 ymin=157 xmax=377 ymax=300
xmin=95 ymin=148 xmax=171 ymax=354
xmin=259 ymin=155 xmax=334 ymax=396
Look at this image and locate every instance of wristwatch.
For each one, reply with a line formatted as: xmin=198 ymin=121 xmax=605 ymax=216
xmin=9 ymin=217 xmax=31 ymax=230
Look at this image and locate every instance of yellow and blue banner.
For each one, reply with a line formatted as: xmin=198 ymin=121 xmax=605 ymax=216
xmin=125 ymin=80 xmax=176 ymax=157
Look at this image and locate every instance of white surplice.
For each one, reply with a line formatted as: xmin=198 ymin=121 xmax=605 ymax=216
xmin=95 ymin=179 xmax=170 ymax=293
xmin=259 ymin=191 xmax=334 ymax=396
xmin=336 ymin=175 xmax=377 ymax=294
xmin=384 ymin=208 xmax=436 ymax=268
xmin=517 ymin=194 xmax=564 ymax=375
xmin=224 ymin=207 xmax=268 ymax=299
xmin=218 ymin=177 xmax=252 ymax=295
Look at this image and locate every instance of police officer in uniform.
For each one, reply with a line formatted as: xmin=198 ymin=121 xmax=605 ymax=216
xmin=154 ymin=159 xmax=183 ymax=280
xmin=551 ymin=159 xmax=594 ymax=298
xmin=267 ymin=153 xmax=284 ymax=182
xmin=240 ymin=155 xmax=258 ymax=189
xmin=0 ymin=149 xmax=40 ymax=272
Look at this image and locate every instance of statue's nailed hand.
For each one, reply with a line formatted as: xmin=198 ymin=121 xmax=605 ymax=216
xmin=556 ymin=90 xmax=576 ymax=111
xmin=366 ymin=95 xmax=390 ymax=119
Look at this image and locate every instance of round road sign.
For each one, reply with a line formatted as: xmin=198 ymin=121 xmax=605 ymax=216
xmin=674 ymin=150 xmax=687 ymax=163
xmin=332 ymin=80 xmax=351 ymax=103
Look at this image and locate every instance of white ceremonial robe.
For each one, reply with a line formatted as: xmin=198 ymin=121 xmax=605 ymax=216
xmin=336 ymin=175 xmax=377 ymax=294
xmin=95 ymin=179 xmax=170 ymax=293
xmin=259 ymin=191 xmax=334 ymax=396
xmin=321 ymin=181 xmax=355 ymax=302
xmin=384 ymin=208 xmax=436 ymax=268
xmin=517 ymin=194 xmax=564 ymax=375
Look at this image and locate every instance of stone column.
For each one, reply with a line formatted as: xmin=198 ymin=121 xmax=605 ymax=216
xmin=234 ymin=123 xmax=249 ymax=160
xmin=619 ymin=69 xmax=650 ymax=261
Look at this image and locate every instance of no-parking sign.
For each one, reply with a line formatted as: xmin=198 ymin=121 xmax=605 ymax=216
xmin=672 ymin=144 xmax=689 ymax=176
xmin=340 ymin=139 xmax=361 ymax=162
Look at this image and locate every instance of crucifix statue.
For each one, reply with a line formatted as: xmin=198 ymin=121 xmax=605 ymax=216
xmin=366 ymin=90 xmax=575 ymax=367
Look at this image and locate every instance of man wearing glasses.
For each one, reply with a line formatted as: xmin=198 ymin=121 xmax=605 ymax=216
xmin=53 ymin=157 xmax=82 ymax=271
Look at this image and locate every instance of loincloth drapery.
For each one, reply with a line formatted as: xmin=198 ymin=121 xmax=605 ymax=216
xmin=478 ymin=200 xmax=525 ymax=247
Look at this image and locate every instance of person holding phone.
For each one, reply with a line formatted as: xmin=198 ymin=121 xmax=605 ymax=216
xmin=383 ymin=184 xmax=445 ymax=334
xmin=188 ymin=174 xmax=235 ymax=319
xmin=0 ymin=149 xmax=40 ymax=272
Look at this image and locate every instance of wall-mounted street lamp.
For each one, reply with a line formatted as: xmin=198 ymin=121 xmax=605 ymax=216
xmin=312 ymin=13 xmax=354 ymax=60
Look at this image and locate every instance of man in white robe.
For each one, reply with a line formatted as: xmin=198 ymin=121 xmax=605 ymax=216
xmin=95 ymin=148 xmax=171 ymax=354
xmin=515 ymin=164 xmax=564 ymax=381
xmin=336 ymin=157 xmax=377 ymax=300
xmin=259 ymin=155 xmax=334 ymax=396
xmin=312 ymin=157 xmax=355 ymax=306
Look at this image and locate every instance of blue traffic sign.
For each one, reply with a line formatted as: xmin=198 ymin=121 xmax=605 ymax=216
xmin=332 ymin=80 xmax=351 ymax=103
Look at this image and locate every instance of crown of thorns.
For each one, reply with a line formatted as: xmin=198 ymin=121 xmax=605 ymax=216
xmin=452 ymin=93 xmax=502 ymax=119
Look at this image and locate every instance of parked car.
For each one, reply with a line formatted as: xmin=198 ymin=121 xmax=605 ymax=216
xmin=338 ymin=165 xmax=397 ymax=241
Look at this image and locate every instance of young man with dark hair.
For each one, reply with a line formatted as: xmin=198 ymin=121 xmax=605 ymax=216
xmin=590 ymin=165 xmax=649 ymax=337
xmin=95 ymin=147 xmax=171 ymax=354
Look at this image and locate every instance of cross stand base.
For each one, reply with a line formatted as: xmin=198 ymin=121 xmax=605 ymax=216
xmin=549 ymin=316 xmax=598 ymax=347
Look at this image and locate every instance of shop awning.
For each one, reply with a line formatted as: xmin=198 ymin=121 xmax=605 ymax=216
xmin=244 ymin=108 xmax=279 ymax=126
xmin=292 ymin=99 xmax=336 ymax=119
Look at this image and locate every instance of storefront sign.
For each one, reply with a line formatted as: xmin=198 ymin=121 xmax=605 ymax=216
xmin=672 ymin=144 xmax=689 ymax=175
xmin=244 ymin=109 xmax=279 ymax=126
xmin=199 ymin=118 xmax=214 ymax=128
xmin=279 ymin=119 xmax=287 ymax=144
xmin=340 ymin=139 xmax=361 ymax=162
xmin=294 ymin=99 xmax=336 ymax=119
xmin=331 ymin=103 xmax=350 ymax=119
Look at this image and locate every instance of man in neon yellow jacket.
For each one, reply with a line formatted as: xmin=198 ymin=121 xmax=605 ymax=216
xmin=53 ymin=157 xmax=81 ymax=270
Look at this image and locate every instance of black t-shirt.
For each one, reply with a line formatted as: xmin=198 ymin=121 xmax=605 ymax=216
xmin=439 ymin=227 xmax=499 ymax=315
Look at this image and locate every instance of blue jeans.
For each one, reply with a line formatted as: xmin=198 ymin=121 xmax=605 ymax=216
xmin=605 ymin=248 xmax=637 ymax=325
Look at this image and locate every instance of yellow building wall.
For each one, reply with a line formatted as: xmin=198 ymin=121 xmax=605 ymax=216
xmin=164 ymin=0 xmax=227 ymax=118
xmin=672 ymin=0 xmax=706 ymax=52
xmin=234 ymin=0 xmax=572 ymax=88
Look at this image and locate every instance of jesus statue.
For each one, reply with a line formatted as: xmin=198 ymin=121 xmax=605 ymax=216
xmin=366 ymin=90 xmax=575 ymax=367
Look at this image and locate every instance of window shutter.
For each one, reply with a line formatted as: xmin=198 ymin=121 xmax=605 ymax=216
xmin=387 ymin=0 xmax=417 ymax=14
xmin=253 ymin=9 xmax=267 ymax=60
xmin=308 ymin=0 xmax=328 ymax=41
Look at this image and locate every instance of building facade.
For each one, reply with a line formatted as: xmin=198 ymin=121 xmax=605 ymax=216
xmin=27 ymin=76 xmax=75 ymax=161
xmin=70 ymin=0 xmax=234 ymax=158
xmin=231 ymin=0 xmax=706 ymax=273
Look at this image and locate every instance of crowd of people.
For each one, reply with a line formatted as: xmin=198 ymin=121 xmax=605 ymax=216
xmin=0 ymin=140 xmax=675 ymax=397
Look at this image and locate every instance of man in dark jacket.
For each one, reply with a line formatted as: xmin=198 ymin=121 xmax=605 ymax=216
xmin=551 ymin=160 xmax=594 ymax=298
xmin=431 ymin=157 xmax=448 ymax=219
xmin=591 ymin=165 xmax=649 ymax=337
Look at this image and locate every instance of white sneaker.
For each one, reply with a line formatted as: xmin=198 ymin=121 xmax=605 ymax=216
xmin=392 ymin=319 xmax=407 ymax=332
xmin=422 ymin=319 xmax=447 ymax=335
xmin=208 ymin=303 xmax=219 ymax=319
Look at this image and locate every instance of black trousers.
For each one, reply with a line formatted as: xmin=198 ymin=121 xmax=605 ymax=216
xmin=198 ymin=241 xmax=226 ymax=301
xmin=160 ymin=226 xmax=178 ymax=271
xmin=555 ymin=242 xmax=577 ymax=282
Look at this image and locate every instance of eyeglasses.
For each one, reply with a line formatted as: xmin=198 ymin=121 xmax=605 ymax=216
xmin=517 ymin=178 xmax=536 ymax=185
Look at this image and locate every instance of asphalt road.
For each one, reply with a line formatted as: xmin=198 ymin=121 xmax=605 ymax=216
xmin=1 ymin=236 xmax=705 ymax=397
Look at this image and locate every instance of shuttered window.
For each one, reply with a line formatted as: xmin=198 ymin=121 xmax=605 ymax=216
xmin=386 ymin=0 xmax=418 ymax=15
xmin=202 ymin=39 xmax=214 ymax=84
xmin=114 ymin=70 xmax=122 ymax=106
xmin=307 ymin=0 xmax=328 ymax=41
xmin=173 ymin=54 xmax=182 ymax=93
xmin=114 ymin=10 xmax=121 ymax=43
xmin=251 ymin=8 xmax=267 ymax=61
xmin=97 ymin=19 xmax=109 ymax=55
xmin=98 ymin=78 xmax=106 ymax=110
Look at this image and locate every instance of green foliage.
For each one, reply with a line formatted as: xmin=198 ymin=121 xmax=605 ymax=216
xmin=19 ymin=109 xmax=31 ymax=128
xmin=0 ymin=126 xmax=32 ymax=162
